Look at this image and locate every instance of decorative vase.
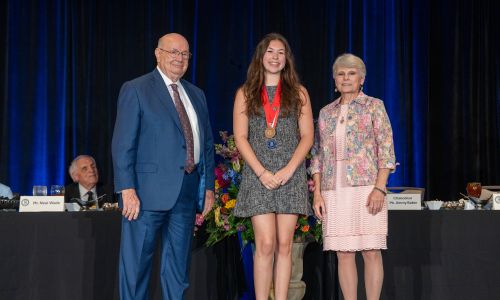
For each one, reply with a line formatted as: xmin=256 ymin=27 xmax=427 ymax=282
xmin=268 ymin=242 xmax=308 ymax=300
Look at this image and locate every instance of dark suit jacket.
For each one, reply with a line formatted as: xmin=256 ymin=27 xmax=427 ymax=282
xmin=64 ymin=182 xmax=116 ymax=207
xmin=111 ymin=68 xmax=215 ymax=211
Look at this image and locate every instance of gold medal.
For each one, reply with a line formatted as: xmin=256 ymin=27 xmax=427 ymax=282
xmin=265 ymin=127 xmax=276 ymax=138
xmin=262 ymin=81 xmax=281 ymax=140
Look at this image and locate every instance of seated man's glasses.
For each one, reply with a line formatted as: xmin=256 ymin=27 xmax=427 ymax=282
xmin=158 ymin=48 xmax=192 ymax=60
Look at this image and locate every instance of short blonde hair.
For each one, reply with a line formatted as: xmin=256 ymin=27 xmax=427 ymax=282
xmin=332 ymin=53 xmax=366 ymax=79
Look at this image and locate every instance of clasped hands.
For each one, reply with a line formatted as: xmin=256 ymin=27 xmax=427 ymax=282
xmin=258 ymin=167 xmax=293 ymax=190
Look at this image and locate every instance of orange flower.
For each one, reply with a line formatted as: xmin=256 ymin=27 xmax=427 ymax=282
xmin=221 ymin=193 xmax=229 ymax=204
xmin=301 ymin=225 xmax=310 ymax=232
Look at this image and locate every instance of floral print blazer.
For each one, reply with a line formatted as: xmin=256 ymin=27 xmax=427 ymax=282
xmin=310 ymin=92 xmax=396 ymax=191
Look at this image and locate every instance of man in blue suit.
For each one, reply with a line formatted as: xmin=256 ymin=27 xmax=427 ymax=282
xmin=112 ymin=33 xmax=215 ymax=299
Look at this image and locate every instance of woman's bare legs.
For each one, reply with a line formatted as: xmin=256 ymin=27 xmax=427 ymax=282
xmin=252 ymin=214 xmax=276 ymax=300
xmin=362 ymin=249 xmax=383 ymax=300
xmin=337 ymin=251 xmax=357 ymax=300
xmin=273 ymin=214 xmax=298 ymax=300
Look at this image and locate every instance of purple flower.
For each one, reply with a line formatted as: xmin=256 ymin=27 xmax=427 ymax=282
xmin=236 ymin=224 xmax=246 ymax=232
xmin=308 ymin=179 xmax=315 ymax=192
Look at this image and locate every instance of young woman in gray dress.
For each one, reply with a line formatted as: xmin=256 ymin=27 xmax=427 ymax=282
xmin=233 ymin=33 xmax=314 ymax=300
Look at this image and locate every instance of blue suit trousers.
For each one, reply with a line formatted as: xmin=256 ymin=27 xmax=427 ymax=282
xmin=119 ymin=171 xmax=199 ymax=300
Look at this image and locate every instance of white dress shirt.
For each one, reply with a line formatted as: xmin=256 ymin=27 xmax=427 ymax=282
xmin=78 ymin=184 xmax=97 ymax=202
xmin=157 ymin=67 xmax=201 ymax=164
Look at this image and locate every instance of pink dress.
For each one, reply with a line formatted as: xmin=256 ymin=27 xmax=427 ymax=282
xmin=322 ymin=104 xmax=388 ymax=251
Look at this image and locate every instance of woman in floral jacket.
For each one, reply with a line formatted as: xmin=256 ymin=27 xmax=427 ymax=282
xmin=310 ymin=53 xmax=396 ymax=300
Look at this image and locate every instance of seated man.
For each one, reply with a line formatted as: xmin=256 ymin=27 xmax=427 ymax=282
xmin=0 ymin=182 xmax=14 ymax=199
xmin=65 ymin=155 xmax=115 ymax=208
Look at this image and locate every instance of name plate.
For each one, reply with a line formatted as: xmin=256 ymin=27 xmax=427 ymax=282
xmin=387 ymin=194 xmax=421 ymax=210
xmin=493 ymin=193 xmax=500 ymax=210
xmin=19 ymin=196 xmax=65 ymax=212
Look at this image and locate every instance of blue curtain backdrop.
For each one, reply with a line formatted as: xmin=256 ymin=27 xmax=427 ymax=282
xmin=1 ymin=2 xmax=499 ymax=194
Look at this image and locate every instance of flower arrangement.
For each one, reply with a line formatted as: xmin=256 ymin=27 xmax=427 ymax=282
xmin=202 ymin=131 xmax=252 ymax=246
xmin=199 ymin=131 xmax=322 ymax=247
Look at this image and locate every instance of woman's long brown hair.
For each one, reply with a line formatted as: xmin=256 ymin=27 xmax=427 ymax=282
xmin=242 ymin=33 xmax=304 ymax=117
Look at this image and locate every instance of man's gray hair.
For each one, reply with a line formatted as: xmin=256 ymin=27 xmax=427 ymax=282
xmin=68 ymin=155 xmax=96 ymax=182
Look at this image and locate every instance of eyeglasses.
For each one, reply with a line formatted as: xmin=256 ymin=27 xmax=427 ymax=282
xmin=158 ymin=47 xmax=192 ymax=60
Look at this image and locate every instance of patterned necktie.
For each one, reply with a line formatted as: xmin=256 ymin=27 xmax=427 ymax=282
xmin=170 ymin=84 xmax=195 ymax=173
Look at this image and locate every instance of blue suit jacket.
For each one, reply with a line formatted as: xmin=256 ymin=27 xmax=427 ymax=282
xmin=112 ymin=69 xmax=215 ymax=211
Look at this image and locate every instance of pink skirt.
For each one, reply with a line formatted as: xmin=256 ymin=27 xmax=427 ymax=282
xmin=322 ymin=161 xmax=387 ymax=252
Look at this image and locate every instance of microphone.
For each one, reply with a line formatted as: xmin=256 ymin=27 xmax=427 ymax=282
xmin=95 ymin=194 xmax=107 ymax=203
xmin=69 ymin=194 xmax=107 ymax=210
xmin=68 ymin=198 xmax=86 ymax=208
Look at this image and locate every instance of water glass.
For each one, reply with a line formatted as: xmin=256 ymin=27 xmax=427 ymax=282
xmin=32 ymin=185 xmax=48 ymax=196
xmin=50 ymin=185 xmax=65 ymax=196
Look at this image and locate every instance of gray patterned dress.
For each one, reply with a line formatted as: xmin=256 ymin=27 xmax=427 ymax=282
xmin=233 ymin=87 xmax=311 ymax=217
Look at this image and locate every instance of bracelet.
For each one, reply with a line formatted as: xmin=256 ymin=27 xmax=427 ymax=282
xmin=257 ymin=169 xmax=266 ymax=178
xmin=373 ymin=186 xmax=387 ymax=196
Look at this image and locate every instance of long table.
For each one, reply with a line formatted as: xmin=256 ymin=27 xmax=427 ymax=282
xmin=1 ymin=211 xmax=499 ymax=299
xmin=383 ymin=210 xmax=500 ymax=300
xmin=0 ymin=211 xmax=244 ymax=300
xmin=303 ymin=210 xmax=500 ymax=300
